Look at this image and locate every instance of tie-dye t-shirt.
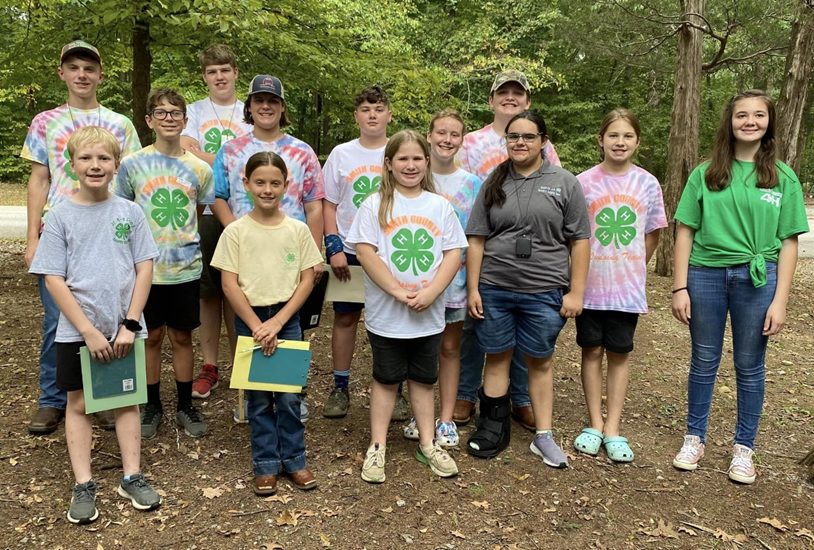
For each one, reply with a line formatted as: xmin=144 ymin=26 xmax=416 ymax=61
xmin=323 ymin=138 xmax=385 ymax=253
xmin=213 ymin=132 xmax=325 ymax=222
xmin=434 ymin=169 xmax=482 ymax=309
xmin=182 ymin=99 xmax=253 ymax=216
xmin=577 ymin=164 xmax=667 ymax=314
xmin=112 ymin=146 xmax=215 ymax=285
xmin=456 ymin=124 xmax=561 ymax=182
xmin=20 ymin=104 xmax=141 ymax=222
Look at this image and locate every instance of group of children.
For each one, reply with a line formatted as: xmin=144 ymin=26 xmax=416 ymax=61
xmin=22 ymin=40 xmax=807 ymax=525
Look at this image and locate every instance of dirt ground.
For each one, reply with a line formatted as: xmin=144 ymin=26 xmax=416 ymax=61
xmin=1 ymin=238 xmax=813 ymax=550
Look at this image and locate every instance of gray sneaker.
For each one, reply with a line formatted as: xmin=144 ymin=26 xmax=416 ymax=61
xmin=233 ymin=401 xmax=249 ymax=424
xmin=140 ymin=403 xmax=162 ymax=440
xmin=530 ymin=431 xmax=569 ymax=468
xmin=68 ymin=479 xmax=99 ymax=524
xmin=176 ymin=406 xmax=208 ymax=437
xmin=118 ymin=474 xmax=161 ymax=511
xmin=391 ymin=392 xmax=409 ymax=422
xmin=301 ymin=397 xmax=310 ymax=423
xmin=323 ymin=388 xmax=350 ymax=418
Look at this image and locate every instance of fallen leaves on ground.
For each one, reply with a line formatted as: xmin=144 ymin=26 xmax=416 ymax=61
xmin=757 ymin=517 xmax=789 ymax=532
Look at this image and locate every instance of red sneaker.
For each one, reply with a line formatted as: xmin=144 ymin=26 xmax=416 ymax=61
xmin=192 ymin=364 xmax=219 ymax=399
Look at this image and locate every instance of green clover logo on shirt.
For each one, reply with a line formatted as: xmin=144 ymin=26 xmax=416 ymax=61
xmin=151 ymin=188 xmax=190 ymax=230
xmin=115 ymin=222 xmax=131 ymax=240
xmin=63 ymin=149 xmax=78 ymax=181
xmin=595 ymin=205 xmax=637 ymax=249
xmin=391 ymin=228 xmax=435 ymax=276
xmin=352 ymin=175 xmax=381 ymax=208
xmin=203 ymin=127 xmax=237 ymax=153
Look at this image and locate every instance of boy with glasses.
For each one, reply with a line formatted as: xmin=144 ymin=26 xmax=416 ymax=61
xmin=113 ymin=88 xmax=215 ymax=440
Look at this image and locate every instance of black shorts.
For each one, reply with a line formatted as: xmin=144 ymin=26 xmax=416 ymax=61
xmin=56 ymin=341 xmax=86 ymax=392
xmin=367 ymin=330 xmax=442 ymax=385
xmin=144 ymin=280 xmax=201 ymax=331
xmin=199 ymin=215 xmax=224 ymax=299
xmin=575 ymin=309 xmax=639 ymax=354
xmin=332 ymin=252 xmax=365 ymax=314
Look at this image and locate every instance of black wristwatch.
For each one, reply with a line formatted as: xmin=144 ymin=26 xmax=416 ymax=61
xmin=122 ymin=318 xmax=143 ymax=333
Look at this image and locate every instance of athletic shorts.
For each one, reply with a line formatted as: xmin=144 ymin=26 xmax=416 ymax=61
xmin=575 ymin=308 xmax=639 ymax=354
xmin=56 ymin=341 xmax=85 ymax=392
xmin=367 ymin=330 xmax=442 ymax=385
xmin=199 ymin=215 xmax=224 ymax=299
xmin=144 ymin=280 xmax=201 ymax=331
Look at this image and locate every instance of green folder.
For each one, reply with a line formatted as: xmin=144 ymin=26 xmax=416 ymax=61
xmin=246 ymin=346 xmax=312 ymax=387
xmin=80 ymin=339 xmax=147 ymax=414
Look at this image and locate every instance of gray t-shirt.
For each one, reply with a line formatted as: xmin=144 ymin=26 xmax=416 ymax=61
xmin=29 ymin=196 xmax=158 ymax=343
xmin=466 ymin=161 xmax=590 ymax=293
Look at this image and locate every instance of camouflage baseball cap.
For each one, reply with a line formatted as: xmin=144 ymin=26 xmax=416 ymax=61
xmin=60 ymin=40 xmax=101 ymax=65
xmin=490 ymin=70 xmax=530 ymax=94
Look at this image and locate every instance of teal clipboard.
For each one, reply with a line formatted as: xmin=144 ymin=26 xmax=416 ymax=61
xmin=246 ymin=347 xmax=312 ymax=387
xmin=80 ymin=339 xmax=148 ymax=414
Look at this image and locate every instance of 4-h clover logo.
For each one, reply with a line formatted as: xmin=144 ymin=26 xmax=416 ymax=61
xmin=151 ymin=188 xmax=190 ymax=230
xmin=595 ymin=206 xmax=637 ymax=249
xmin=391 ymin=228 xmax=435 ymax=276
xmin=203 ymin=127 xmax=237 ymax=153
xmin=352 ymin=175 xmax=381 ymax=208
xmin=115 ymin=222 xmax=131 ymax=240
xmin=111 ymin=217 xmax=134 ymax=244
xmin=63 ymin=149 xmax=78 ymax=181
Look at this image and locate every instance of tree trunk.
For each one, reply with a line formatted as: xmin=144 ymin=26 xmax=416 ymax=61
xmin=654 ymin=0 xmax=705 ymax=277
xmin=132 ymin=16 xmax=152 ymax=146
xmin=775 ymin=0 xmax=814 ymax=173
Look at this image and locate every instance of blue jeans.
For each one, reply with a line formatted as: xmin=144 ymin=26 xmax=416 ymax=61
xmin=686 ymin=263 xmax=777 ymax=449
xmin=235 ymin=305 xmax=306 ymax=475
xmin=457 ymin=321 xmax=532 ymax=407
xmin=38 ymin=277 xmax=65 ymax=409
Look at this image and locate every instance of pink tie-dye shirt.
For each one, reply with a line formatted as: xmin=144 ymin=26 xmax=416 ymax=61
xmin=577 ymin=164 xmax=667 ymax=314
xmin=456 ymin=124 xmax=561 ymax=181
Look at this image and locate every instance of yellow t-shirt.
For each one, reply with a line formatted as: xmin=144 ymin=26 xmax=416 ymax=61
xmin=211 ymin=215 xmax=322 ymax=306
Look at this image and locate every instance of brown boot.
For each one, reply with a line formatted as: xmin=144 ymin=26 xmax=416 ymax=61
xmin=252 ymin=474 xmax=278 ymax=496
xmin=511 ymin=405 xmax=536 ymax=431
xmin=95 ymin=410 xmax=116 ymax=431
xmin=452 ymin=400 xmax=474 ymax=426
xmin=288 ymin=468 xmax=318 ymax=491
xmin=29 ymin=407 xmax=65 ymax=434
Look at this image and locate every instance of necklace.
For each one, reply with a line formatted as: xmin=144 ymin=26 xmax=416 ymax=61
xmin=67 ymin=104 xmax=101 ymax=131
xmin=209 ymin=99 xmax=238 ymax=145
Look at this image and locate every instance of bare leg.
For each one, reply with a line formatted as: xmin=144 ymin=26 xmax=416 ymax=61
xmin=223 ymin=299 xmax=237 ymax=359
xmin=580 ymin=346 xmax=605 ymax=433
xmin=603 ymin=351 xmax=630 ymax=437
xmin=145 ymin=327 xmax=166 ymax=385
xmin=65 ymin=390 xmax=93 ymax=483
xmin=167 ymin=328 xmax=194 ymax=382
xmin=438 ymin=322 xmax=463 ymax=423
xmin=407 ymin=380 xmax=436 ymax=447
xmin=369 ymin=381 xmax=399 ymax=446
xmin=332 ymin=311 xmax=362 ymax=375
xmin=526 ymin=354 xmax=555 ymax=430
xmin=199 ymin=296 xmax=222 ymax=366
xmin=482 ymin=350 xmax=513 ymax=397
xmin=115 ymin=405 xmax=141 ymax=476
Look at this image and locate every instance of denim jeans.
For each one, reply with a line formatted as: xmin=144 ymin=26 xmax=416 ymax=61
xmin=457 ymin=318 xmax=531 ymax=407
xmin=686 ymin=263 xmax=777 ymax=449
xmin=235 ymin=305 xmax=306 ymax=475
xmin=38 ymin=277 xmax=66 ymax=409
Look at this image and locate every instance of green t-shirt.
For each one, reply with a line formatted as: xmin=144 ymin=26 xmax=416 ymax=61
xmin=675 ymin=160 xmax=809 ymax=287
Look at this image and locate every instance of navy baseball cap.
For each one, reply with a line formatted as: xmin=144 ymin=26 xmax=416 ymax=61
xmin=248 ymin=75 xmax=285 ymax=100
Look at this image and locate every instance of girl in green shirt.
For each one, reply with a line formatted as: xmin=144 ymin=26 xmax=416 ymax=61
xmin=671 ymin=90 xmax=808 ymax=485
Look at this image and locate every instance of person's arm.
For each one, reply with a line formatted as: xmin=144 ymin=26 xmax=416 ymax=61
xmin=44 ymin=275 xmax=113 ymax=362
xmin=212 ymin=198 xmax=237 ymax=227
xmin=253 ymin=268 xmax=316 ymax=355
xmin=25 ymin=163 xmax=50 ymax=267
xmin=355 ymin=242 xmax=413 ymax=304
xmin=304 ymin=200 xmax=324 ymax=282
xmin=671 ymin=222 xmax=695 ymax=324
xmin=407 ymin=248 xmax=461 ymax=312
xmin=111 ymin=259 xmax=153 ymax=358
xmin=324 ymin=200 xmax=350 ymax=281
xmin=764 ymin=235 xmax=798 ymax=336
xmin=645 ymin=229 xmax=661 ymax=264
xmin=466 ymin=235 xmax=486 ymax=319
xmin=180 ymin=136 xmax=216 ymax=166
xmin=561 ymin=238 xmax=589 ymax=318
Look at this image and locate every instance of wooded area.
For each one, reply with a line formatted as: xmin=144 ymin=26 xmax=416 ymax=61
xmin=1 ymin=1 xmax=812 ymax=267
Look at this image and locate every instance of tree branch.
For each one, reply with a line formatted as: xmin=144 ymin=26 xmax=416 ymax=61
xmin=702 ymin=45 xmax=788 ymax=72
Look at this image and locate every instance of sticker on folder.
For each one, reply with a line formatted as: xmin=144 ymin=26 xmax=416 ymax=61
xmin=80 ymin=339 xmax=148 ymax=414
xmin=230 ymin=335 xmax=312 ymax=393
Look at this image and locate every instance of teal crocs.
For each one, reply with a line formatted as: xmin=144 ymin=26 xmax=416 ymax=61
xmin=574 ymin=427 xmax=603 ymax=455
xmin=603 ymin=436 xmax=634 ymax=463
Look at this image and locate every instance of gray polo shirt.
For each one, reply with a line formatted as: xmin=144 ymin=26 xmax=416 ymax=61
xmin=466 ymin=161 xmax=590 ymax=293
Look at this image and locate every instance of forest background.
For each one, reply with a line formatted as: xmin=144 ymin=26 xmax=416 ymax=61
xmin=0 ymin=0 xmax=812 ymax=258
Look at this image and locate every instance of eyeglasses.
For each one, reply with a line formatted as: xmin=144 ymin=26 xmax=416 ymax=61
xmin=505 ymin=132 xmax=543 ymax=143
xmin=149 ymin=109 xmax=186 ymax=121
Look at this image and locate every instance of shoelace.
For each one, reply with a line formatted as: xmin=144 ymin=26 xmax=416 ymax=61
xmin=143 ymin=406 xmax=162 ymax=423
xmin=197 ymin=371 xmax=218 ymax=386
xmin=677 ymin=444 xmax=700 ymax=461
xmin=127 ymin=475 xmax=150 ymax=490
xmin=184 ymin=407 xmax=204 ymax=423
xmin=730 ymin=454 xmax=753 ymax=472
xmin=365 ymin=448 xmax=385 ymax=468
xmin=74 ymin=481 xmax=96 ymax=502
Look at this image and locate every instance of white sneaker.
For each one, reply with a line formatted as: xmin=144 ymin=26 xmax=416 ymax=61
xmin=728 ymin=444 xmax=756 ymax=484
xmin=673 ymin=434 xmax=705 ymax=471
xmin=362 ymin=443 xmax=386 ymax=483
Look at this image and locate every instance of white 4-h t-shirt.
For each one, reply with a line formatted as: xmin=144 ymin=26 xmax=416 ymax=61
xmin=346 ymin=190 xmax=468 ymax=338
xmin=323 ymin=139 xmax=385 ymax=253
